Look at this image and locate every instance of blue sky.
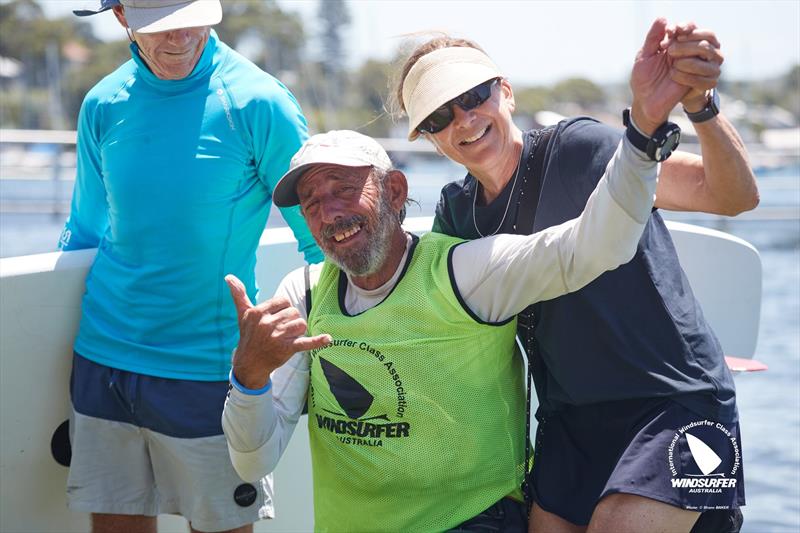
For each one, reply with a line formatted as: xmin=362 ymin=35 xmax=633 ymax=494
xmin=45 ymin=0 xmax=800 ymax=85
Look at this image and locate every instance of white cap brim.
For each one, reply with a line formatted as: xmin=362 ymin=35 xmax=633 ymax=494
xmin=273 ymin=160 xmax=374 ymax=208
xmin=273 ymin=130 xmax=392 ymax=208
xmin=123 ymin=0 xmax=221 ymax=33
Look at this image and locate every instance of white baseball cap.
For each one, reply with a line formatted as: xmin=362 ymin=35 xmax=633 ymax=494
xmin=273 ymin=130 xmax=393 ymax=208
xmin=120 ymin=0 xmax=222 ymax=34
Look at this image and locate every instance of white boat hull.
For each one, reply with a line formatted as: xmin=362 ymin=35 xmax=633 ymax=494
xmin=0 ymin=218 xmax=761 ymax=532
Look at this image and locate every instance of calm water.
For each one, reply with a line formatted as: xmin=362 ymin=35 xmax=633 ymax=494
xmin=1 ymin=162 xmax=798 ymax=531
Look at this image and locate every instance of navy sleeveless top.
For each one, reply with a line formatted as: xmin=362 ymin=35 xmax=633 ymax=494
xmin=433 ymin=118 xmax=737 ymax=423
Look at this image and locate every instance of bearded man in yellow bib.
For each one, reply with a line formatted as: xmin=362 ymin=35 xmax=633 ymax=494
xmin=221 ymin=124 xmax=663 ymax=531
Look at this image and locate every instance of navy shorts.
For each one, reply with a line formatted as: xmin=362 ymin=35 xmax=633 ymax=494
xmin=70 ymin=351 xmax=229 ymax=438
xmin=68 ymin=353 xmax=272 ymax=529
xmin=530 ymin=397 xmax=745 ymax=526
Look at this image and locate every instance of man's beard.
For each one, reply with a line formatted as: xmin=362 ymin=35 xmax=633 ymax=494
xmin=319 ymin=193 xmax=396 ymax=277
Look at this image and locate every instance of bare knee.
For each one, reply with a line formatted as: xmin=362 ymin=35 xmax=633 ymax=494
xmin=588 ymin=493 xmax=699 ymax=533
xmin=92 ymin=514 xmax=156 ymax=533
xmin=530 ymin=502 xmax=586 ymax=533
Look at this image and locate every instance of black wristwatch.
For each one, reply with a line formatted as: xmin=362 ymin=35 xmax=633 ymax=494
xmin=622 ymin=108 xmax=681 ymax=162
xmin=683 ymin=88 xmax=720 ymax=123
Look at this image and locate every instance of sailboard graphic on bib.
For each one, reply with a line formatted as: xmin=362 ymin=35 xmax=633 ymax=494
xmin=319 ymin=357 xmax=387 ymax=420
xmin=686 ymin=432 xmax=723 ymax=475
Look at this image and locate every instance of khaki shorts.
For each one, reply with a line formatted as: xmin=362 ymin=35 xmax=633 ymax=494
xmin=68 ymin=353 xmax=273 ymax=531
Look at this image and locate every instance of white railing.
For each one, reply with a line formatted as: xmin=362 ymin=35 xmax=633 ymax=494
xmin=1 ymin=129 xmax=798 ymax=220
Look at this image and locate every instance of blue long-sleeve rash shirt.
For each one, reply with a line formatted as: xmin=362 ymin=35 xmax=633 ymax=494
xmin=59 ymin=31 xmax=322 ymax=380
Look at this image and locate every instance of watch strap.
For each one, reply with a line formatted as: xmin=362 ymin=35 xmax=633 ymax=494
xmin=684 ymin=88 xmax=720 ymax=123
xmin=622 ymin=108 xmax=650 ymax=153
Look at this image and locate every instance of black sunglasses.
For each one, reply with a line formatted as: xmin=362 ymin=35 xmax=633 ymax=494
xmin=416 ymin=78 xmax=500 ymax=135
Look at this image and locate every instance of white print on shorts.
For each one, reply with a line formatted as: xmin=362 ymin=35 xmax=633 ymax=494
xmin=667 ymin=420 xmax=740 ymax=494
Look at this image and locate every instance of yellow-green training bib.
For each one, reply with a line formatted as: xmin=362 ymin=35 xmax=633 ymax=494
xmin=306 ymin=232 xmax=524 ymax=532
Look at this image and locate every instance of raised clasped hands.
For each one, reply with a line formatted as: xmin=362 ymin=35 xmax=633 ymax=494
xmin=225 ymin=274 xmax=331 ymax=390
xmin=630 ymin=17 xmax=724 ymax=134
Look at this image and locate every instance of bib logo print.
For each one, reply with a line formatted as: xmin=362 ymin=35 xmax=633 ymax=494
xmin=309 ymin=341 xmax=412 ymax=448
xmin=319 ymin=357 xmax=383 ymax=420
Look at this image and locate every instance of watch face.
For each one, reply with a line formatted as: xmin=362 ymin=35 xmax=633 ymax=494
xmin=664 ymin=130 xmax=681 ymax=153
xmin=651 ymin=125 xmax=681 ymax=162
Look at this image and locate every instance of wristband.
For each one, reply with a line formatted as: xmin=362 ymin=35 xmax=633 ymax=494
xmin=229 ymin=369 xmax=272 ymax=395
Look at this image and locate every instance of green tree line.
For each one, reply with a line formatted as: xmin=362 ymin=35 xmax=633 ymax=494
xmin=1 ymin=0 xmax=797 ymax=136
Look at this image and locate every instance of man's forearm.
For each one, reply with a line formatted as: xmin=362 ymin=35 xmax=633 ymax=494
xmin=222 ymin=357 xmax=309 ymax=480
xmin=223 ymin=384 xmax=292 ymax=482
xmin=658 ymin=114 xmax=759 ymax=215
xmin=693 ymin=114 xmax=759 ymax=215
xmin=222 ymin=271 xmax=312 ymax=482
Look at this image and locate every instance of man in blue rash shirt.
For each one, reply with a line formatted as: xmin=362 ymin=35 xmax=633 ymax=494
xmin=61 ymin=1 xmax=321 ymax=531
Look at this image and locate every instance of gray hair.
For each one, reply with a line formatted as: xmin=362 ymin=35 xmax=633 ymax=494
xmin=370 ymin=167 xmax=418 ymax=224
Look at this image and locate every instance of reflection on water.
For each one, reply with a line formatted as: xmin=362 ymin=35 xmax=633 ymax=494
xmin=1 ymin=162 xmax=798 ymax=531
xmin=733 ymin=245 xmax=800 ymax=532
